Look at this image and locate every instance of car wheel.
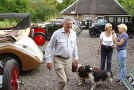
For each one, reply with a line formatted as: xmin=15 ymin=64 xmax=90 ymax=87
xmin=129 ymin=34 xmax=133 ymax=39
xmin=3 ymin=59 xmax=20 ymax=90
xmin=89 ymin=29 xmax=94 ymax=38
xmin=33 ymin=32 xmax=47 ymax=46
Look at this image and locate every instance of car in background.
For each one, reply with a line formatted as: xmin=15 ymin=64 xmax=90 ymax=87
xmin=37 ymin=17 xmax=82 ymax=41
xmin=89 ymin=15 xmax=134 ymax=38
xmin=29 ymin=24 xmax=47 ymax=47
xmin=80 ymin=19 xmax=92 ymax=30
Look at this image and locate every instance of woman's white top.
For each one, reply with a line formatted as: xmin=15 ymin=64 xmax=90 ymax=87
xmin=100 ymin=32 xmax=116 ymax=46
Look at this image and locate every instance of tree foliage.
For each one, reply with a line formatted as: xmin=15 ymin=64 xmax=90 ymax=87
xmin=0 ymin=0 xmax=29 ymax=13
xmin=0 ymin=0 xmax=60 ymax=21
xmin=56 ymin=0 xmax=76 ymax=11
xmin=0 ymin=0 xmax=76 ymax=21
xmin=118 ymin=0 xmax=134 ymax=15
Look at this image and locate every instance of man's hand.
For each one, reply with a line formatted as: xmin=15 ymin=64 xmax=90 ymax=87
xmin=73 ymin=60 xmax=78 ymax=68
xmin=111 ymin=30 xmax=115 ymax=35
xmin=47 ymin=63 xmax=52 ymax=71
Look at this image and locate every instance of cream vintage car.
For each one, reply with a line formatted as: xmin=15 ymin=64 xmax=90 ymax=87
xmin=0 ymin=13 xmax=44 ymax=90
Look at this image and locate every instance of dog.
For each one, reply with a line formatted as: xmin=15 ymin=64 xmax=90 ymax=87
xmin=72 ymin=63 xmax=113 ymax=90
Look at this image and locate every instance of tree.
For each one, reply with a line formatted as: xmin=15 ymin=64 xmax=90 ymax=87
xmin=0 ymin=0 xmax=59 ymax=21
xmin=0 ymin=0 xmax=77 ymax=21
xmin=118 ymin=0 xmax=134 ymax=15
xmin=56 ymin=0 xmax=76 ymax=11
xmin=0 ymin=0 xmax=30 ymax=13
xmin=30 ymin=0 xmax=58 ymax=21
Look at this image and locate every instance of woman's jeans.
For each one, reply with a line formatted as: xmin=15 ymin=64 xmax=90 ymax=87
xmin=116 ymin=50 xmax=127 ymax=82
xmin=100 ymin=45 xmax=113 ymax=72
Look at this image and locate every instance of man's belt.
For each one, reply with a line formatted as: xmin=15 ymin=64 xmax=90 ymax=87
xmin=55 ymin=55 xmax=69 ymax=59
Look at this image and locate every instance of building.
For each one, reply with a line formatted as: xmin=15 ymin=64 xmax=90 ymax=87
xmin=61 ymin=0 xmax=128 ymax=21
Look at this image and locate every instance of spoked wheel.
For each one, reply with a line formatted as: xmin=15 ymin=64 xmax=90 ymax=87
xmin=33 ymin=32 xmax=47 ymax=46
xmin=3 ymin=59 xmax=20 ymax=90
xmin=34 ymin=35 xmax=45 ymax=46
xmin=11 ymin=66 xmax=19 ymax=90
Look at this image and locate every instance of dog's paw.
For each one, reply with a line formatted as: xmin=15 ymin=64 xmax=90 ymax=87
xmin=78 ymin=82 xmax=82 ymax=85
xmin=78 ymin=82 xmax=84 ymax=87
xmin=90 ymin=87 xmax=94 ymax=90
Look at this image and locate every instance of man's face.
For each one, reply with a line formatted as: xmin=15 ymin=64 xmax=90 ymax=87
xmin=63 ymin=20 xmax=73 ymax=31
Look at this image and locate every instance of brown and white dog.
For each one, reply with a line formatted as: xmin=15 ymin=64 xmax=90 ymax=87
xmin=72 ymin=63 xmax=113 ymax=90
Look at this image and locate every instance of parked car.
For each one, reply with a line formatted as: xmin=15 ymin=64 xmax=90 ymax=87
xmin=29 ymin=24 xmax=47 ymax=46
xmin=80 ymin=19 xmax=92 ymax=30
xmin=0 ymin=13 xmax=44 ymax=90
xmin=89 ymin=24 xmax=105 ymax=37
xmin=89 ymin=15 xmax=134 ymax=38
xmin=42 ymin=18 xmax=81 ymax=40
xmin=45 ymin=24 xmax=63 ymax=40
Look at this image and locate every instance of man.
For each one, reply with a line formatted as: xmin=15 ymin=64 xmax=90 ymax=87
xmin=45 ymin=17 xmax=79 ymax=90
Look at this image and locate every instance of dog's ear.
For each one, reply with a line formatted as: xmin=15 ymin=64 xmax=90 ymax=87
xmin=92 ymin=66 xmax=99 ymax=71
xmin=78 ymin=66 xmax=85 ymax=72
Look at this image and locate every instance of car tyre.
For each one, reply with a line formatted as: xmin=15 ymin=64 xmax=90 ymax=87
xmin=3 ymin=59 xmax=20 ymax=90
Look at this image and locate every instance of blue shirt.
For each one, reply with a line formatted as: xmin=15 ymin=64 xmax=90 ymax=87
xmin=116 ymin=32 xmax=128 ymax=50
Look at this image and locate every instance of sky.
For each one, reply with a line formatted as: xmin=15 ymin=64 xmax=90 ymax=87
xmin=57 ymin=0 xmax=63 ymax=3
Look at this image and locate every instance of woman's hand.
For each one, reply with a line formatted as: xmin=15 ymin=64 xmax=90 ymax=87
xmin=111 ymin=30 xmax=115 ymax=35
xmin=97 ymin=48 xmax=100 ymax=56
xmin=112 ymin=45 xmax=116 ymax=48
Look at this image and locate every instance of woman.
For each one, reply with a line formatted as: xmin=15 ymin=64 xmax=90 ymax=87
xmin=98 ymin=23 xmax=116 ymax=73
xmin=114 ymin=24 xmax=128 ymax=84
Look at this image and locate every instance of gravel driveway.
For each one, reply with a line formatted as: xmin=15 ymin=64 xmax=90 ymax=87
xmin=20 ymin=30 xmax=134 ymax=90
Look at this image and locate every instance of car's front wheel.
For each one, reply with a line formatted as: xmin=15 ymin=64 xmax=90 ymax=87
xmin=3 ymin=59 xmax=20 ymax=90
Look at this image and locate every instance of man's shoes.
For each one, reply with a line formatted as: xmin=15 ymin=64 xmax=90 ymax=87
xmin=57 ymin=82 xmax=65 ymax=90
xmin=119 ymin=81 xmax=124 ymax=86
xmin=115 ymin=79 xmax=120 ymax=83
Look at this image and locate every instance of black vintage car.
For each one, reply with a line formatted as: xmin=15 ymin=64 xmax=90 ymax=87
xmin=89 ymin=15 xmax=134 ymax=38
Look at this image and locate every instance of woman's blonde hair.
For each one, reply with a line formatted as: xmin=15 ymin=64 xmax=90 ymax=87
xmin=118 ymin=24 xmax=127 ymax=32
xmin=105 ymin=23 xmax=112 ymax=30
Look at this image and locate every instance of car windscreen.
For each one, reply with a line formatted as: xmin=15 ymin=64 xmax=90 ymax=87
xmin=0 ymin=13 xmax=31 ymax=30
xmin=0 ymin=18 xmax=22 ymax=29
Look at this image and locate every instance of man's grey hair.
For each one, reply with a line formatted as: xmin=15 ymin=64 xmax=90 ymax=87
xmin=64 ymin=16 xmax=74 ymax=23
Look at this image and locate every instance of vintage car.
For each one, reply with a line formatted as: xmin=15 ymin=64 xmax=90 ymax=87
xmin=29 ymin=24 xmax=47 ymax=46
xmin=89 ymin=15 xmax=134 ymax=38
xmin=0 ymin=13 xmax=44 ymax=90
